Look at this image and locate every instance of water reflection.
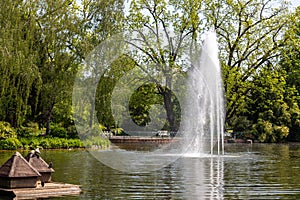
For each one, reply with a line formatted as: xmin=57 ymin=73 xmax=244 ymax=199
xmin=0 ymin=144 xmax=300 ymax=199
xmin=179 ymin=156 xmax=224 ymax=199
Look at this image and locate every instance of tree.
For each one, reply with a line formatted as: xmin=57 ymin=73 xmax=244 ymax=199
xmin=204 ymin=0 xmax=292 ymax=125
xmin=28 ymin=0 xmax=124 ymax=135
xmin=125 ymin=0 xmax=204 ymax=131
xmin=128 ymin=83 xmax=164 ymax=127
xmin=31 ymin=0 xmax=80 ymax=134
xmin=0 ymin=0 xmax=42 ymax=127
xmin=247 ymin=66 xmax=300 ymax=142
xmin=281 ymin=6 xmax=300 ymax=104
xmin=95 ymin=56 xmax=136 ymax=130
xmin=71 ymin=0 xmax=124 ymax=136
xmin=280 ymin=6 xmax=300 ymax=141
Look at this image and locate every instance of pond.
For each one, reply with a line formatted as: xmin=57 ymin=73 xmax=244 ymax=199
xmin=0 ymin=143 xmax=299 ymax=199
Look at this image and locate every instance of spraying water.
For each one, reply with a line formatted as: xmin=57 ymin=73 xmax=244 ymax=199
xmin=181 ymin=30 xmax=225 ymax=155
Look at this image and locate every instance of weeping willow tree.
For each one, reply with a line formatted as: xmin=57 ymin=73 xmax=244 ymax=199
xmin=31 ymin=0 xmax=81 ymax=134
xmin=0 ymin=0 xmax=41 ymax=127
xmin=0 ymin=0 xmax=125 ymax=135
xmin=73 ymin=0 xmax=125 ymax=133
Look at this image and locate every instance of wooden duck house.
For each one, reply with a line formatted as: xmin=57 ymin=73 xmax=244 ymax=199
xmin=25 ymin=151 xmax=54 ymax=183
xmin=0 ymin=151 xmax=81 ymax=199
xmin=0 ymin=152 xmax=41 ymax=188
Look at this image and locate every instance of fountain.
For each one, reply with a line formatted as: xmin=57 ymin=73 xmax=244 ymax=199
xmin=181 ymin=29 xmax=225 ymax=155
xmin=72 ymin=29 xmax=225 ymax=173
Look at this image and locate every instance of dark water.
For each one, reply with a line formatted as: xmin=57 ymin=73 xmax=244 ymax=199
xmin=0 ymin=143 xmax=299 ymax=199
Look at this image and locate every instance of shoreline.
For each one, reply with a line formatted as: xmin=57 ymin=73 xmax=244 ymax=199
xmin=0 ymin=137 xmax=298 ymax=151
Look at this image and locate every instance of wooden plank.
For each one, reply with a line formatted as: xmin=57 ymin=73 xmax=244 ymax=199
xmin=0 ymin=182 xmax=81 ymax=199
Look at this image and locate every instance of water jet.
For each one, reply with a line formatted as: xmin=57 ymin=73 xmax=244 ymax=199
xmin=181 ymin=30 xmax=225 ymax=156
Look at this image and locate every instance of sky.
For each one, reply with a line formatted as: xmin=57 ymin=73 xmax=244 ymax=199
xmin=291 ymin=0 xmax=300 ymax=8
xmin=123 ymin=0 xmax=300 ymax=12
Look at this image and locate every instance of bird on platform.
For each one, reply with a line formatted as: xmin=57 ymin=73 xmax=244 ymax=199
xmin=48 ymin=161 xmax=53 ymax=169
xmin=35 ymin=147 xmax=41 ymax=154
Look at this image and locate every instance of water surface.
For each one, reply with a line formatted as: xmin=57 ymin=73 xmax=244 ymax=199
xmin=0 ymin=143 xmax=299 ymax=199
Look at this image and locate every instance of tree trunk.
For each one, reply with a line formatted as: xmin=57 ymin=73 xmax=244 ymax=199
xmin=45 ymin=110 xmax=52 ymax=135
xmin=163 ymin=89 xmax=176 ymax=132
xmin=89 ymin=103 xmax=94 ymax=134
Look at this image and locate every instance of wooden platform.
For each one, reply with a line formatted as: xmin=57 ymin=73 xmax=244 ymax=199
xmin=0 ymin=182 xmax=81 ymax=199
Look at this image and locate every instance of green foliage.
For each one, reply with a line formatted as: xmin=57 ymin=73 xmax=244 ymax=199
xmin=49 ymin=125 xmax=68 ymax=138
xmin=0 ymin=0 xmax=124 ymax=132
xmin=231 ymin=116 xmax=252 ymax=132
xmin=253 ymin=119 xmax=290 ymax=143
xmin=280 ymin=7 xmax=300 ymax=141
xmin=18 ymin=137 xmax=84 ymax=150
xmin=0 ymin=0 xmax=299 ymax=143
xmin=0 ymin=138 xmax=22 ymax=150
xmin=111 ymin=127 xmax=124 ymax=135
xmin=82 ymin=136 xmax=110 ymax=149
xmin=246 ymin=66 xmax=300 ymax=142
xmin=129 ymin=84 xmax=164 ymax=126
xmin=0 ymin=121 xmax=17 ymax=139
xmin=253 ymin=119 xmax=274 ymax=142
xmin=66 ymin=125 xmax=79 ymax=139
xmin=280 ymin=7 xmax=300 ymax=104
xmin=125 ymin=0 xmax=201 ymax=131
xmin=0 ymin=0 xmax=42 ymax=127
xmin=206 ymin=0 xmax=291 ymax=124
xmin=17 ymin=122 xmax=45 ymax=137
xmin=18 ymin=137 xmax=40 ymax=150
xmin=95 ymin=56 xmax=136 ymax=130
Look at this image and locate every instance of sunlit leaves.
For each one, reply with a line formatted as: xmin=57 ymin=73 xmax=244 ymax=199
xmin=205 ymin=0 xmax=291 ymax=123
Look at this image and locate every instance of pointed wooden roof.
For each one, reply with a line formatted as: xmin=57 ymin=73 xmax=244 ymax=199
xmin=0 ymin=152 xmax=41 ymax=178
xmin=25 ymin=152 xmax=54 ymax=173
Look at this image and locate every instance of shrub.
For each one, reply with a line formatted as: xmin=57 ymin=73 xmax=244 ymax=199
xmin=0 ymin=138 xmax=22 ymax=150
xmin=48 ymin=137 xmax=63 ymax=148
xmin=67 ymin=139 xmax=84 ymax=148
xmin=39 ymin=139 xmax=51 ymax=149
xmin=66 ymin=125 xmax=79 ymax=139
xmin=253 ymin=119 xmax=289 ymax=142
xmin=49 ymin=125 xmax=68 ymax=138
xmin=29 ymin=138 xmax=41 ymax=149
xmin=232 ymin=116 xmax=252 ymax=132
xmin=0 ymin=121 xmax=17 ymax=139
xmin=83 ymin=136 xmax=110 ymax=148
xmin=17 ymin=122 xmax=45 ymax=137
xmin=18 ymin=137 xmax=84 ymax=149
xmin=253 ymin=119 xmax=273 ymax=142
xmin=19 ymin=137 xmax=50 ymax=149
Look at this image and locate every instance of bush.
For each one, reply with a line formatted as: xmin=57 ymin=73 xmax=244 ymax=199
xmin=0 ymin=138 xmax=22 ymax=150
xmin=232 ymin=116 xmax=252 ymax=132
xmin=18 ymin=137 xmax=31 ymax=146
xmin=49 ymin=125 xmax=68 ymax=138
xmin=253 ymin=119 xmax=289 ymax=142
xmin=83 ymin=136 xmax=110 ymax=148
xmin=48 ymin=137 xmax=63 ymax=148
xmin=253 ymin=119 xmax=274 ymax=142
xmin=66 ymin=125 xmax=79 ymax=139
xmin=66 ymin=139 xmax=84 ymax=148
xmin=17 ymin=122 xmax=45 ymax=137
xmin=18 ymin=137 xmax=84 ymax=149
xmin=17 ymin=127 xmax=32 ymax=138
xmin=46 ymin=138 xmax=84 ymax=149
xmin=39 ymin=139 xmax=51 ymax=149
xmin=0 ymin=121 xmax=17 ymax=139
